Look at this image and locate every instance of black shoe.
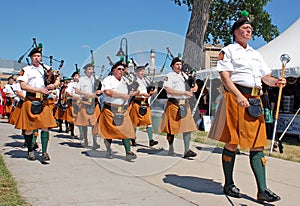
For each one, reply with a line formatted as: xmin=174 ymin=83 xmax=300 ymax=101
xmin=183 ymin=150 xmax=197 ymax=158
xmin=149 ymin=140 xmax=158 ymax=146
xmin=32 ymin=143 xmax=39 ymax=150
xmin=105 ymin=148 xmax=113 ymax=159
xmin=41 ymin=153 xmax=50 ymax=164
xmin=92 ymin=143 xmax=100 ymax=150
xmin=125 ymin=151 xmax=137 ymax=161
xmin=257 ymin=189 xmax=281 ymax=203
xmin=27 ymin=151 xmax=36 ymax=161
xmin=168 ymin=148 xmax=176 ymax=156
xmin=223 ymin=185 xmax=242 ymax=198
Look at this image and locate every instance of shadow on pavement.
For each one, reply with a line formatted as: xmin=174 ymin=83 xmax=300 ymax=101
xmin=163 ymin=174 xmax=223 ymax=194
xmin=5 ymin=141 xmax=24 ymax=148
xmin=59 ymin=141 xmax=84 ymax=148
xmin=4 ymin=149 xmax=27 ymax=159
xmin=82 ymin=150 xmax=136 ymax=162
xmin=163 ymin=174 xmax=275 ymax=206
xmin=8 ymin=134 xmax=24 ymax=140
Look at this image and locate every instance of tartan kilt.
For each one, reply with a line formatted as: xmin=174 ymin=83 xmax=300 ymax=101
xmin=159 ymin=101 xmax=197 ymax=134
xmin=14 ymin=99 xmax=57 ymax=130
xmin=73 ymin=103 xmax=96 ymax=126
xmin=208 ymin=92 xmax=267 ymax=149
xmin=97 ymin=107 xmax=135 ymax=139
xmin=129 ymin=102 xmax=151 ymax=127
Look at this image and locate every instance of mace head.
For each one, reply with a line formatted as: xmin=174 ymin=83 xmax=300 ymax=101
xmin=280 ymin=54 xmax=291 ymax=66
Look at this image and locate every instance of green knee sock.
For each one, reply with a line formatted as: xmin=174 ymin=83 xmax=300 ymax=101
xmin=183 ymin=132 xmax=191 ymax=153
xmin=222 ymin=148 xmax=236 ymax=187
xmin=82 ymin=126 xmax=87 ymax=141
xmin=79 ymin=126 xmax=83 ymax=138
xmin=31 ymin=129 xmax=38 ymax=147
xmin=92 ymin=135 xmax=98 ymax=144
xmin=41 ymin=131 xmax=49 ymax=154
xmin=104 ymin=139 xmax=112 ymax=151
xmin=24 ymin=133 xmax=33 ymax=152
xmin=167 ymin=134 xmax=174 ymax=150
xmin=147 ymin=126 xmax=153 ymax=140
xmin=250 ymin=151 xmax=267 ymax=193
xmin=122 ymin=139 xmax=131 ymax=154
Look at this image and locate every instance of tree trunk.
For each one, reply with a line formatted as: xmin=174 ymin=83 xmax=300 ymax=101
xmin=183 ymin=0 xmax=212 ymax=71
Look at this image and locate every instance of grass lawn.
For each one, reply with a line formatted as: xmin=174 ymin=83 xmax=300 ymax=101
xmin=0 ymin=154 xmax=29 ymax=206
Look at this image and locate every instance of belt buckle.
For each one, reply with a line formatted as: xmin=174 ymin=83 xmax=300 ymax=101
xmin=251 ymin=88 xmax=259 ymax=96
xmin=36 ymin=92 xmax=41 ymax=99
xmin=117 ymin=107 xmax=122 ymax=113
xmin=179 ymin=99 xmax=185 ymax=105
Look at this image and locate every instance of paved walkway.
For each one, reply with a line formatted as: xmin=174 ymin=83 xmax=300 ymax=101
xmin=1 ymin=119 xmax=300 ymax=206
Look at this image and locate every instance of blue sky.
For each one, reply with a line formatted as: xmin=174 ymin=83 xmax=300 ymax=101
xmin=1 ymin=0 xmax=299 ymax=77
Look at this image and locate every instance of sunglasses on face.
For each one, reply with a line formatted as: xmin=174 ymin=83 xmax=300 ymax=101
xmin=116 ymin=67 xmax=125 ymax=71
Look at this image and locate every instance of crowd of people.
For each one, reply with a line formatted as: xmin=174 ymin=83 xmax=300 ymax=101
xmin=1 ymin=12 xmax=286 ymax=203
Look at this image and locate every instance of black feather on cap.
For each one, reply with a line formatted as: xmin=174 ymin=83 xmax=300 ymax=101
xmin=71 ymin=71 xmax=79 ymax=78
xmin=28 ymin=47 xmax=42 ymax=57
xmin=134 ymin=66 xmax=145 ymax=72
xmin=170 ymin=57 xmax=182 ymax=67
xmin=83 ymin=63 xmax=94 ymax=71
xmin=112 ymin=60 xmax=126 ymax=70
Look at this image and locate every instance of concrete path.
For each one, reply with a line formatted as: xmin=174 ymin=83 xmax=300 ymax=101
xmin=1 ymin=119 xmax=299 ymax=206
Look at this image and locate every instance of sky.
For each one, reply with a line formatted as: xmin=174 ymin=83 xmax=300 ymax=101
xmin=1 ymin=0 xmax=299 ymax=77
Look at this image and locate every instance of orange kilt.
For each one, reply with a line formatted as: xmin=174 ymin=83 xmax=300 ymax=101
xmin=54 ymin=101 xmax=73 ymax=123
xmin=4 ymin=97 xmax=14 ymax=114
xmin=92 ymin=104 xmax=101 ymax=135
xmin=97 ymin=107 xmax=135 ymax=139
xmin=74 ymin=103 xmax=96 ymax=126
xmin=47 ymin=98 xmax=56 ymax=116
xmin=159 ymin=101 xmax=197 ymax=134
xmin=8 ymin=101 xmax=23 ymax=125
xmin=129 ymin=102 xmax=151 ymax=127
xmin=14 ymin=98 xmax=57 ymax=130
xmin=208 ymin=92 xmax=267 ymax=149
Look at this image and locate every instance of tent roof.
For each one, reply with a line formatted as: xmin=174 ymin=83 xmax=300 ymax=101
xmin=258 ymin=18 xmax=300 ymax=77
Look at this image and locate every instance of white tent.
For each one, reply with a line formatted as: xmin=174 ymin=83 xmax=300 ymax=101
xmin=258 ymin=18 xmax=300 ymax=77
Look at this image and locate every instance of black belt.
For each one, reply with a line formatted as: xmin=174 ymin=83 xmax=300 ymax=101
xmin=103 ymin=103 xmax=128 ymax=113
xmin=168 ymin=98 xmax=188 ymax=105
xmin=235 ymin=84 xmax=260 ymax=96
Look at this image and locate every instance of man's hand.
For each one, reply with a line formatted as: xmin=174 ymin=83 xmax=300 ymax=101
xmin=236 ymin=94 xmax=249 ymax=107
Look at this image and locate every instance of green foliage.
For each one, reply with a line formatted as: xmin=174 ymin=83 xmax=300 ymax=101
xmin=0 ymin=154 xmax=29 ymax=205
xmin=173 ymin=0 xmax=279 ymax=45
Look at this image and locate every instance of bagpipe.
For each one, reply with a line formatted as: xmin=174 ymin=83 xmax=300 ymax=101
xmin=18 ymin=37 xmax=64 ymax=86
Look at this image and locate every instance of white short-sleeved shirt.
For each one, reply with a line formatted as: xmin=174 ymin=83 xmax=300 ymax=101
xmin=135 ymin=77 xmax=150 ymax=98
xmin=102 ymin=75 xmax=128 ymax=105
xmin=13 ymin=82 xmax=26 ymax=99
xmin=163 ymin=71 xmax=188 ymax=99
xmin=17 ymin=65 xmax=45 ymax=89
xmin=76 ymin=75 xmax=95 ymax=94
xmin=217 ymin=43 xmax=271 ymax=88
xmin=3 ymin=84 xmax=16 ymax=97
xmin=65 ymin=81 xmax=79 ymax=99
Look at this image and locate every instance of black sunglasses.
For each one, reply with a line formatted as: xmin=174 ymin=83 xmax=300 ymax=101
xmin=117 ymin=67 xmax=125 ymax=71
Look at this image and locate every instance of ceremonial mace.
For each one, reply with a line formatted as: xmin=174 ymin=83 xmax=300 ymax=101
xmin=269 ymin=54 xmax=290 ymax=155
